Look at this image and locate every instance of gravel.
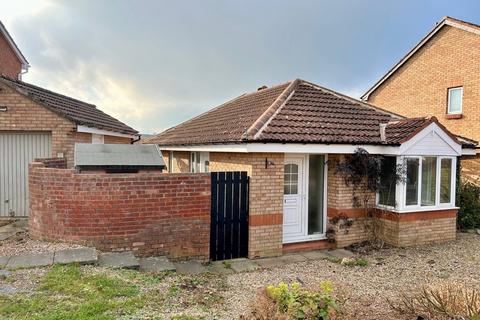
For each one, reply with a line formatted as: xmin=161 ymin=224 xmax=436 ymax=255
xmin=0 ymin=232 xmax=87 ymax=257
xmin=221 ymin=233 xmax=480 ymax=319
xmin=1 ymin=232 xmax=479 ymax=319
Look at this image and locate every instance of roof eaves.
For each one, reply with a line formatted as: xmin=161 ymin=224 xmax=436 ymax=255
xmin=245 ymin=79 xmax=299 ymax=140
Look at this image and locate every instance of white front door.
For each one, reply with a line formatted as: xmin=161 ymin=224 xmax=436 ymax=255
xmin=283 ymin=156 xmax=305 ymax=242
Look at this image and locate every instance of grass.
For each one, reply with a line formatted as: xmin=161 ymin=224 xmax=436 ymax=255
xmin=0 ymin=264 xmax=145 ymax=320
xmin=0 ymin=264 xmax=228 ymax=320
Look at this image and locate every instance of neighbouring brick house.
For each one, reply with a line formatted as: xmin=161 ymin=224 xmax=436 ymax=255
xmin=0 ymin=21 xmax=138 ymax=217
xmin=145 ymin=78 xmax=477 ymax=259
xmin=361 ymin=16 xmax=480 ymax=181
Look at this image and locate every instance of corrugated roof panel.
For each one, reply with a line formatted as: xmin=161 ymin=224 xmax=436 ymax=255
xmin=74 ymin=144 xmax=165 ymax=167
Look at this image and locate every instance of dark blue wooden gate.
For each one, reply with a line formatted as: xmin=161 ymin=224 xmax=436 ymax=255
xmin=210 ymin=171 xmax=249 ymax=261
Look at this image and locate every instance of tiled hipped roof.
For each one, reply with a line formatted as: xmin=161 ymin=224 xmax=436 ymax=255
xmin=0 ymin=76 xmax=138 ymax=135
xmin=148 ymin=79 xmax=478 ymax=147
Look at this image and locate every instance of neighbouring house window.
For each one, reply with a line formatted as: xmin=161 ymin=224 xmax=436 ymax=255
xmin=308 ymin=155 xmax=325 ymax=235
xmin=447 ymin=87 xmax=463 ymax=114
xmin=405 ymin=158 xmax=419 ymax=205
xmin=168 ymin=151 xmax=173 ymax=173
xmin=421 ymin=157 xmax=437 ymax=206
xmin=440 ymin=158 xmax=452 ymax=203
xmin=284 ymin=164 xmax=298 ymax=195
xmin=402 ymin=156 xmax=454 ymax=208
xmin=378 ymin=156 xmax=397 ymax=207
xmin=92 ymin=134 xmax=104 ymax=144
xmin=190 ymin=152 xmax=209 ymax=173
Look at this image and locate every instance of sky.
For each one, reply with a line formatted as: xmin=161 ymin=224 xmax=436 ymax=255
xmin=1 ymin=1 xmax=479 ymax=134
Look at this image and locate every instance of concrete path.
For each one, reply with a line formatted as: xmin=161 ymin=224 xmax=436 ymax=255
xmin=97 ymin=252 xmax=139 ymax=269
xmin=0 ymin=247 xmax=355 ymax=274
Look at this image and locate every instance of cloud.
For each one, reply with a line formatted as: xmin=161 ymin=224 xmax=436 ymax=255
xmin=2 ymin=0 xmax=480 ymax=133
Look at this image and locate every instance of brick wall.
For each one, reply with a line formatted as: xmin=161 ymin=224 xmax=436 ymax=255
xmin=210 ymin=152 xmax=284 ymax=258
xmin=0 ymin=32 xmax=22 ymax=78
xmin=34 ymin=157 xmax=67 ymax=169
xmin=377 ymin=210 xmax=457 ymax=246
xmin=29 ymin=162 xmax=211 ymax=261
xmin=163 ymin=151 xmax=284 ymax=258
xmin=74 ymin=132 xmax=132 ymax=145
xmin=367 ymin=26 xmax=480 ymax=144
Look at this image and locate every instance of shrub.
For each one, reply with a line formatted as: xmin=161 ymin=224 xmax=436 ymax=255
xmin=243 ymin=281 xmax=340 ymax=320
xmin=390 ymin=283 xmax=480 ymax=319
xmin=457 ymin=181 xmax=480 ymax=229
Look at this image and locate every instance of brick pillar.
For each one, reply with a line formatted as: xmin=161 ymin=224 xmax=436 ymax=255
xmin=247 ymin=153 xmax=284 ymax=258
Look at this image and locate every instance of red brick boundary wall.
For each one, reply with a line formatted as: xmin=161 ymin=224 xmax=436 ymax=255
xmin=29 ymin=162 xmax=211 ymax=261
xmin=34 ymin=157 xmax=67 ymax=169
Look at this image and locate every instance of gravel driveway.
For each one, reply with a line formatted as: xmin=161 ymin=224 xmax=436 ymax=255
xmin=221 ymin=232 xmax=480 ymax=319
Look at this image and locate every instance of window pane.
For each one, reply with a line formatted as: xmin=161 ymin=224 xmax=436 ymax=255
xmin=284 ymin=164 xmax=299 ymax=195
xmin=421 ymin=157 xmax=437 ymax=206
xmin=440 ymin=158 xmax=452 ymax=203
xmin=308 ymin=155 xmax=324 ymax=235
xmin=378 ymin=156 xmax=396 ymax=207
xmin=448 ymin=88 xmax=462 ymax=114
xmin=406 ymin=158 xmax=419 ymax=205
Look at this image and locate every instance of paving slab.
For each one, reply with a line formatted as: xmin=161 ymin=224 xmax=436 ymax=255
xmin=301 ymin=250 xmax=331 ymax=261
xmin=97 ymin=252 xmax=139 ymax=269
xmin=230 ymin=258 xmax=260 ymax=273
xmin=174 ymin=261 xmax=206 ymax=274
xmin=6 ymin=252 xmax=54 ymax=269
xmin=0 ymin=256 xmax=10 ymax=268
xmin=281 ymin=254 xmax=308 ymax=264
xmin=206 ymin=261 xmax=235 ymax=274
xmin=327 ymin=249 xmax=355 ymax=259
xmin=139 ymin=256 xmax=176 ymax=272
xmin=54 ymin=248 xmax=98 ymax=265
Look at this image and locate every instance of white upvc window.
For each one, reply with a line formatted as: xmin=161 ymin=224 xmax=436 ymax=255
xmin=447 ymin=87 xmax=463 ymax=114
xmin=377 ymin=156 xmax=456 ymax=212
xmin=92 ymin=133 xmax=104 ymax=144
xmin=402 ymin=156 xmax=456 ymax=210
xmin=190 ymin=152 xmax=209 ymax=173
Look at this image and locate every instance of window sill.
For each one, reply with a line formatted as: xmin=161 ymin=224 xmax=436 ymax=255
xmin=445 ymin=113 xmax=462 ymax=119
xmin=376 ymin=206 xmax=459 ymax=214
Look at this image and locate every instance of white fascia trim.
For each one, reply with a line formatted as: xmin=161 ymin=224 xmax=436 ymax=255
xmin=77 ymin=125 xmax=137 ymax=139
xmin=161 ymin=143 xmax=401 ymax=155
xmin=462 ymin=148 xmax=477 ymax=156
xmin=362 ymin=19 xmax=480 ymax=101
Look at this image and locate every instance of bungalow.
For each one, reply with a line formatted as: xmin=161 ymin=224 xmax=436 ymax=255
xmin=145 ymin=79 xmax=476 ymax=258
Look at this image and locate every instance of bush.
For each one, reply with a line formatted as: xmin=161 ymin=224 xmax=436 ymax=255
xmin=457 ymin=181 xmax=480 ymax=229
xmin=390 ymin=283 xmax=480 ymax=319
xmin=243 ymin=281 xmax=340 ymax=320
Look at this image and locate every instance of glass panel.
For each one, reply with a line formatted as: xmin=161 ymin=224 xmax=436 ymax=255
xmin=448 ymin=88 xmax=462 ymax=114
xmin=190 ymin=152 xmax=195 ymax=172
xmin=308 ymin=155 xmax=324 ymax=235
xmin=284 ymin=164 xmax=299 ymax=195
xmin=378 ymin=156 xmax=396 ymax=207
xmin=440 ymin=158 xmax=452 ymax=203
xmin=421 ymin=157 xmax=437 ymax=206
xmin=406 ymin=158 xmax=419 ymax=205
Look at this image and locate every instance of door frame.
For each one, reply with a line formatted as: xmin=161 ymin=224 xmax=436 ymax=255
xmin=283 ymin=153 xmax=328 ymax=244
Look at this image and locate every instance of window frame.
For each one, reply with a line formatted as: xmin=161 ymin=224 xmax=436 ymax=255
xmin=376 ymin=156 xmax=456 ymax=212
xmin=447 ymin=87 xmax=463 ymax=115
xmin=168 ymin=151 xmax=173 ymax=173
xmin=190 ymin=151 xmax=209 ymax=173
xmin=401 ymin=156 xmax=456 ymax=211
